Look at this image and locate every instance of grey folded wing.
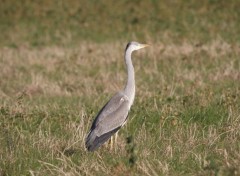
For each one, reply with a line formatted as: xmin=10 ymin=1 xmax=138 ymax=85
xmin=86 ymin=92 xmax=130 ymax=151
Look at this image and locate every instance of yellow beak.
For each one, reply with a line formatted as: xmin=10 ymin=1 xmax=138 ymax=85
xmin=139 ymin=44 xmax=150 ymax=49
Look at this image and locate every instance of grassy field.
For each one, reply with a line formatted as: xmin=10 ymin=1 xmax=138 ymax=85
xmin=1 ymin=1 xmax=240 ymax=175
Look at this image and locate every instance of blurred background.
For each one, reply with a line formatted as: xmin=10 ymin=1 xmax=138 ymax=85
xmin=1 ymin=1 xmax=240 ymax=175
xmin=0 ymin=0 xmax=239 ymax=47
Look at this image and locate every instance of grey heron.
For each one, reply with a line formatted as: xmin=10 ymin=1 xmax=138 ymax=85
xmin=85 ymin=41 xmax=149 ymax=151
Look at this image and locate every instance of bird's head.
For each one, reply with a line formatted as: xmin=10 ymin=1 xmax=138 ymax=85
xmin=125 ymin=41 xmax=150 ymax=52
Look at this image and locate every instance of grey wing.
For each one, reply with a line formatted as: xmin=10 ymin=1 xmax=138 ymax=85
xmin=86 ymin=92 xmax=130 ymax=151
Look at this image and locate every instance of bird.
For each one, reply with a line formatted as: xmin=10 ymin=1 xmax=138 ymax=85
xmin=85 ymin=41 xmax=149 ymax=152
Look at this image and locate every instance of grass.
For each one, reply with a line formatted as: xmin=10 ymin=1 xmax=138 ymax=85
xmin=1 ymin=0 xmax=240 ymax=47
xmin=0 ymin=1 xmax=240 ymax=176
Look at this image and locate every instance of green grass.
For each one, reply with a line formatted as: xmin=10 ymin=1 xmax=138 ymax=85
xmin=0 ymin=0 xmax=240 ymax=47
xmin=1 ymin=1 xmax=240 ymax=175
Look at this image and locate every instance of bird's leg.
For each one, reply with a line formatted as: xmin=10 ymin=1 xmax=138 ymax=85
xmin=107 ymin=132 xmax=119 ymax=151
xmin=105 ymin=138 xmax=111 ymax=150
xmin=110 ymin=136 xmax=113 ymax=150
xmin=114 ymin=131 xmax=119 ymax=152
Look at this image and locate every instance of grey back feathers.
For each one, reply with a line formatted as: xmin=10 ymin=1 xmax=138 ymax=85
xmin=86 ymin=92 xmax=130 ymax=151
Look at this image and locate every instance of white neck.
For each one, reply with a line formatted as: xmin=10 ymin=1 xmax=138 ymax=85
xmin=123 ymin=49 xmax=135 ymax=107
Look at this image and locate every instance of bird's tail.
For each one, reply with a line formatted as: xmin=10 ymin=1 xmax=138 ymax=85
xmin=85 ymin=127 xmax=121 ymax=152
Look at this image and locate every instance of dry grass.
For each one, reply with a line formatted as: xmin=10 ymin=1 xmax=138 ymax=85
xmin=0 ymin=39 xmax=240 ymax=175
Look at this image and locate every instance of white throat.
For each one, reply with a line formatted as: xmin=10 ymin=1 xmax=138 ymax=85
xmin=124 ymin=48 xmax=135 ymax=107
